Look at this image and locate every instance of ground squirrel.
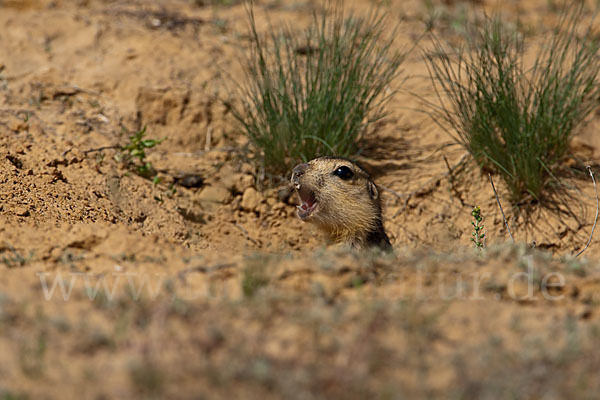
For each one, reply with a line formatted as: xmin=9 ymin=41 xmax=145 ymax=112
xmin=291 ymin=156 xmax=392 ymax=251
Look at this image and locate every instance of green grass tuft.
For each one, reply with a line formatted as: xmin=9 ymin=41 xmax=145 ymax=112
xmin=232 ymin=1 xmax=405 ymax=180
xmin=423 ymin=4 xmax=600 ymax=204
xmin=0 ymin=392 xmax=29 ymax=400
xmin=129 ymin=360 xmax=165 ymax=395
xmin=241 ymin=255 xmax=272 ymax=297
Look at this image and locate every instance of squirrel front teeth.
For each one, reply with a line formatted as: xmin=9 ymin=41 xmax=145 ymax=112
xmin=295 ymin=183 xmax=301 ymax=190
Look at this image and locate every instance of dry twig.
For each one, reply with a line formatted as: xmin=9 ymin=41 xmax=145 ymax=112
xmin=489 ymin=174 xmax=514 ymax=243
xmin=83 ymin=145 xmax=121 ymax=154
xmin=576 ymin=166 xmax=598 ymax=257
xmin=177 ymin=263 xmax=235 ymax=282
xmin=205 ymin=126 xmax=212 ymax=152
xmin=444 ymin=155 xmax=465 ymax=206
xmin=235 ymin=222 xmax=260 ymax=246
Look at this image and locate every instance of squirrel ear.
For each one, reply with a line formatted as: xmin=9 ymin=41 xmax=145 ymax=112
xmin=367 ymin=182 xmax=379 ymax=200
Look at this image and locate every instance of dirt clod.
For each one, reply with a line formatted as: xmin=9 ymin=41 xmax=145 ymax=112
xmin=241 ymin=187 xmax=263 ymax=211
xmin=198 ymin=185 xmax=231 ymax=204
xmin=14 ymin=207 xmax=30 ymax=217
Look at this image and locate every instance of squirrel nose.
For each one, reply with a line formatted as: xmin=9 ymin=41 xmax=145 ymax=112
xmin=292 ymin=163 xmax=308 ymax=177
xmin=291 ymin=163 xmax=308 ymax=184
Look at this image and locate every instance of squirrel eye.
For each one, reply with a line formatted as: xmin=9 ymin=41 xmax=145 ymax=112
xmin=333 ymin=166 xmax=354 ymax=180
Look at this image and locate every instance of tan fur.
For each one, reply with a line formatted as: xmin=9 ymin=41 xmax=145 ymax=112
xmin=291 ymin=156 xmax=389 ymax=249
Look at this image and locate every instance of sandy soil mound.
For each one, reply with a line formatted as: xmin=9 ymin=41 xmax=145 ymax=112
xmin=1 ymin=0 xmax=600 ymax=398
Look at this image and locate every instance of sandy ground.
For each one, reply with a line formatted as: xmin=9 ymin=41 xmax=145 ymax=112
xmin=1 ymin=0 xmax=600 ymax=398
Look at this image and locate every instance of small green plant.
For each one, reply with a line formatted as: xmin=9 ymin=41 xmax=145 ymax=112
xmin=424 ymin=4 xmax=600 ymax=204
xmin=120 ymin=126 xmax=165 ymax=179
xmin=232 ymin=2 xmax=405 ymax=179
xmin=242 ymin=258 xmax=270 ymax=297
xmin=0 ymin=391 xmax=30 ymax=400
xmin=28 ymin=94 xmax=43 ymax=109
xmin=471 ymin=206 xmax=485 ymax=249
xmin=19 ymin=331 xmax=47 ymax=378
xmin=0 ymin=64 xmax=7 ymax=91
xmin=153 ymin=183 xmax=176 ymax=203
xmin=422 ymin=0 xmax=469 ymax=35
xmin=129 ymin=359 xmax=165 ymax=395
xmin=1 ymin=246 xmax=31 ymax=269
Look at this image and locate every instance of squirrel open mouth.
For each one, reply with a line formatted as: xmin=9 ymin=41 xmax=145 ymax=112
xmin=295 ymin=184 xmax=318 ymax=220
